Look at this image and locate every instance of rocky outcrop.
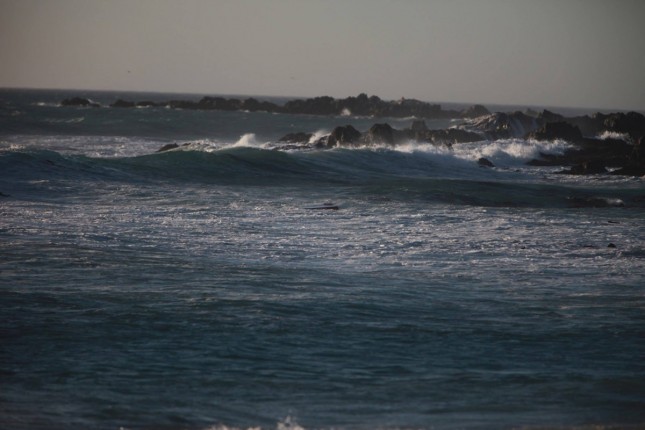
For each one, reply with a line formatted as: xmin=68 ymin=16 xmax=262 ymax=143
xmin=466 ymin=111 xmax=539 ymax=139
xmin=111 ymin=99 xmax=136 ymax=108
xmin=461 ymin=104 xmax=490 ymax=118
xmin=280 ymin=121 xmax=484 ymax=150
xmin=157 ymin=143 xmax=180 ymax=152
xmin=423 ymin=129 xmax=483 ymax=145
xmin=528 ymin=122 xmax=583 ymax=144
xmin=612 ymin=136 xmax=645 ymax=176
xmin=278 ymin=132 xmax=314 ymax=144
xmin=61 ymin=97 xmax=100 ymax=108
xmin=67 ymin=93 xmax=478 ymax=119
xmin=478 ymin=158 xmax=495 ymax=167
xmin=559 ymin=160 xmax=608 ymax=175
xmin=364 ymin=123 xmax=397 ymax=145
xmin=324 ymin=125 xmax=363 ymax=147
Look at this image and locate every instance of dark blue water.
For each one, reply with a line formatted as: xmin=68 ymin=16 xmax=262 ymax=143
xmin=1 ymin=89 xmax=644 ymax=430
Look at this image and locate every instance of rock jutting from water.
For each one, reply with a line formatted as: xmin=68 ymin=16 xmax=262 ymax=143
xmin=64 ymin=91 xmax=644 ymax=176
xmin=275 ymin=110 xmax=645 ymax=176
xmin=63 ymin=93 xmax=490 ymax=120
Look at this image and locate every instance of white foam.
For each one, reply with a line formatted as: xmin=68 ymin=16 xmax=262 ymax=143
xmin=450 ymin=138 xmax=572 ymax=167
xmin=201 ymin=416 xmax=304 ymax=430
xmin=597 ymin=130 xmax=632 ymax=143
xmin=233 ymin=133 xmax=264 ymax=148
xmin=308 ymin=129 xmax=330 ymax=144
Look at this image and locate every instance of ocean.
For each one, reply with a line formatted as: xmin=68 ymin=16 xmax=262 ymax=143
xmin=1 ymin=88 xmax=644 ymax=430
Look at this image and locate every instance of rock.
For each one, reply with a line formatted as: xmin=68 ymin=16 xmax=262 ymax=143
xmin=612 ymin=165 xmax=645 ymax=177
xmin=241 ymin=98 xmax=279 ymax=112
xmin=528 ymin=121 xmax=583 ymax=143
xmin=424 ymin=129 xmax=482 ymax=145
xmin=538 ymin=109 xmax=565 ymax=123
xmin=612 ymin=135 xmax=645 ymax=176
xmin=283 ymin=96 xmax=338 ymax=116
xmin=478 ymin=158 xmax=495 ymax=167
xmin=136 ymin=101 xmax=157 ymax=107
xmin=461 ymin=104 xmax=490 ymax=118
xmin=326 ymin=125 xmax=362 ymax=147
xmin=196 ymin=96 xmax=241 ymax=111
xmin=602 ymin=112 xmax=645 ymax=140
xmin=157 ymin=143 xmax=179 ymax=152
xmin=364 ymin=123 xmax=395 ymax=145
xmin=278 ymin=132 xmax=313 ymax=144
xmin=61 ymin=97 xmax=100 ymax=108
xmin=167 ymin=100 xmax=199 ymax=109
xmin=411 ymin=120 xmax=429 ymax=133
xmin=468 ymin=111 xmax=539 ymax=139
xmin=111 ymin=99 xmax=136 ymax=108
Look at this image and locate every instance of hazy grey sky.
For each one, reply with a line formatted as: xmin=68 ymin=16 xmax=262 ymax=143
xmin=1 ymin=0 xmax=644 ymax=109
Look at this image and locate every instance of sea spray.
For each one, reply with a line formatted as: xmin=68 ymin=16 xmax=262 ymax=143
xmin=2 ymin=89 xmax=644 ymax=430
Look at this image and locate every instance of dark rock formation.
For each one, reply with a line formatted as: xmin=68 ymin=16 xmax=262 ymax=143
xmin=423 ymin=129 xmax=483 ymax=145
xmin=529 ymin=137 xmax=632 ymax=171
xmin=74 ymin=93 xmax=473 ymax=119
xmin=468 ymin=111 xmax=539 ymax=139
xmin=136 ymin=101 xmax=157 ymax=107
xmin=411 ymin=120 xmax=429 ymax=133
xmin=559 ymin=160 xmax=608 ymax=175
xmin=111 ymin=99 xmax=136 ymax=108
xmin=461 ymin=104 xmax=490 ymax=118
xmin=317 ymin=125 xmax=363 ymax=148
xmin=528 ymin=121 xmax=583 ymax=143
xmin=478 ymin=158 xmax=495 ymax=167
xmin=364 ymin=123 xmax=396 ymax=145
xmin=157 ymin=143 xmax=180 ymax=152
xmin=612 ymin=136 xmax=645 ymax=176
xmin=61 ymin=97 xmax=100 ymax=108
xmin=284 ymin=121 xmax=482 ymax=149
xmin=537 ymin=109 xmax=565 ymax=123
xmin=278 ymin=132 xmax=313 ymax=144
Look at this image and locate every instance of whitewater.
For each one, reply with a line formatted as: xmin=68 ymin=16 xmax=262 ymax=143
xmin=1 ymin=89 xmax=644 ymax=430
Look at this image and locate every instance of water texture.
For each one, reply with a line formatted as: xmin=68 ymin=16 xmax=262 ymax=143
xmin=1 ymin=89 xmax=644 ymax=430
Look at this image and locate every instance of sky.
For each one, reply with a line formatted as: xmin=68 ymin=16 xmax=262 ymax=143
xmin=1 ymin=0 xmax=644 ymax=110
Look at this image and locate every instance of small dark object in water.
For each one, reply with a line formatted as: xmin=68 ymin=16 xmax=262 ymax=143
xmin=478 ymin=157 xmax=495 ymax=167
xmin=607 ymin=243 xmax=617 ymax=248
xmin=157 ymin=143 xmax=179 ymax=152
xmin=305 ymin=203 xmax=339 ymax=210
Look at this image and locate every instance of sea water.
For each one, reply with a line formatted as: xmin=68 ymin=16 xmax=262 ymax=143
xmin=1 ymin=89 xmax=644 ymax=430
